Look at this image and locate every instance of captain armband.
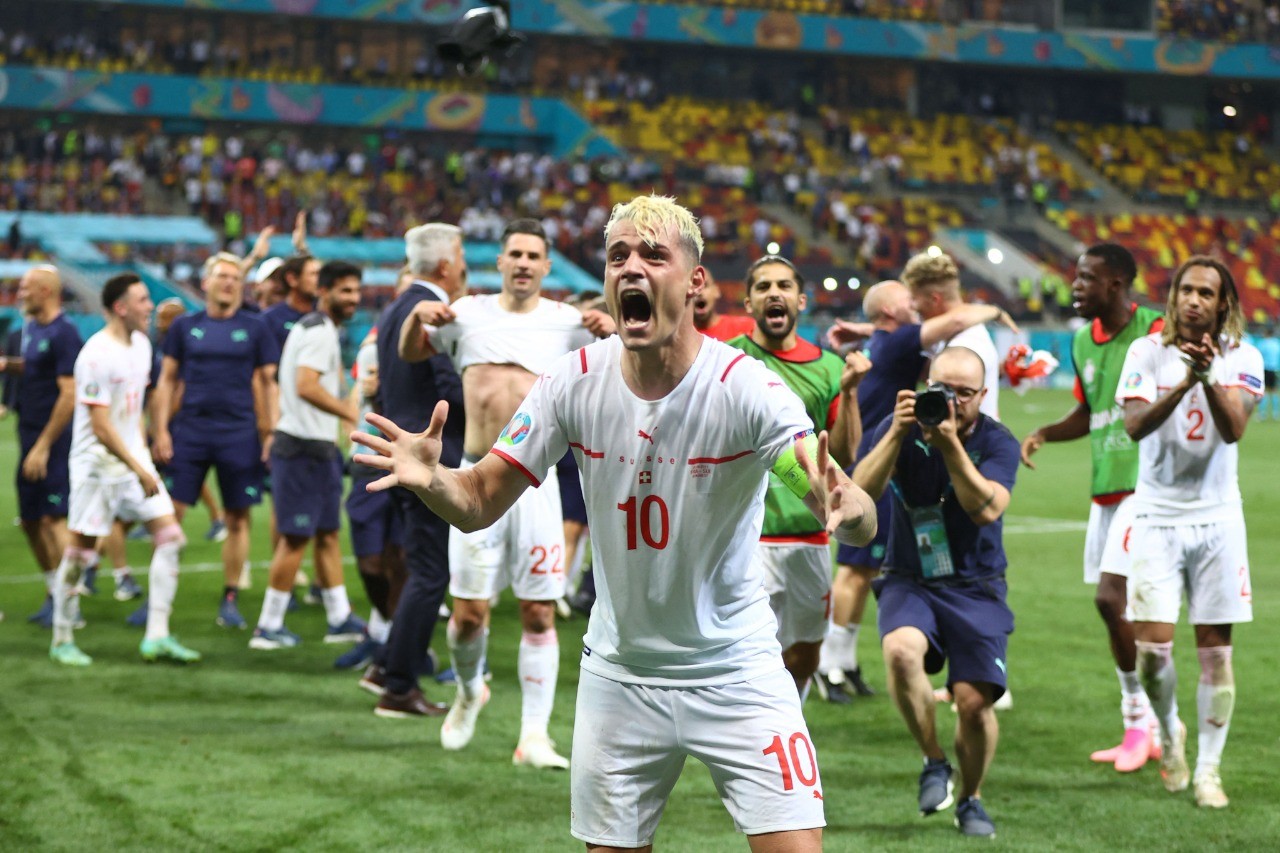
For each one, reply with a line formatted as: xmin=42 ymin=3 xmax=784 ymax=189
xmin=772 ymin=432 xmax=821 ymax=499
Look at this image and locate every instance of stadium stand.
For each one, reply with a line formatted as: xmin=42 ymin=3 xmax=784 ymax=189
xmin=1056 ymin=119 xmax=1280 ymax=204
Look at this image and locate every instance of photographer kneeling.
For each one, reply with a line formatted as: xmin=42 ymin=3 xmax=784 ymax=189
xmin=852 ymin=346 xmax=1020 ymax=839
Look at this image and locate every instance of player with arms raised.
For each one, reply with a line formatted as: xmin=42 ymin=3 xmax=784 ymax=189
xmin=353 ymin=195 xmax=876 ymax=851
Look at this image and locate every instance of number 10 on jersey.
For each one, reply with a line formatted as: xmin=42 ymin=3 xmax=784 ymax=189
xmin=618 ymin=495 xmax=669 ymax=550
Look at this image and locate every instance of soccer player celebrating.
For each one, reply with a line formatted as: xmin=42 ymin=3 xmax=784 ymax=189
xmin=152 ymin=253 xmax=278 ymax=630
xmin=693 ymin=269 xmax=756 ymax=342
xmin=1020 ymin=244 xmax=1165 ymax=771
xmin=52 ymin=273 xmax=198 ymax=666
xmin=1117 ymin=256 xmax=1261 ymax=808
xmin=354 ymin=195 xmax=876 ymax=850
xmin=400 ymin=218 xmax=614 ymax=768
xmin=1 ymin=266 xmax=83 ymax=624
xmin=250 ymin=260 xmax=366 ymax=650
xmin=726 ymin=254 xmax=868 ymax=696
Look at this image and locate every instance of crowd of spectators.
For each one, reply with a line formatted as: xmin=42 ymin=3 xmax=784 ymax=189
xmin=1157 ymin=0 xmax=1280 ymax=43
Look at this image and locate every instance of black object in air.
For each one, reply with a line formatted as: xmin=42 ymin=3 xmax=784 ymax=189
xmin=914 ymin=383 xmax=958 ymax=427
xmin=437 ymin=5 xmax=525 ymax=75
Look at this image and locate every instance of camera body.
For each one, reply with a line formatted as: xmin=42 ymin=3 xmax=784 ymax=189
xmin=914 ymin=382 xmax=957 ymax=427
xmin=437 ymin=5 xmax=525 ymax=76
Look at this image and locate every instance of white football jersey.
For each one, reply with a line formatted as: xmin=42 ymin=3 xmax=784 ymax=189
xmin=428 ymin=294 xmax=595 ymax=375
xmin=929 ymin=323 xmax=1000 ymax=420
xmin=70 ymin=329 xmax=153 ymax=482
xmin=1116 ymin=333 xmax=1263 ymax=522
xmin=494 ymin=335 xmax=814 ymax=687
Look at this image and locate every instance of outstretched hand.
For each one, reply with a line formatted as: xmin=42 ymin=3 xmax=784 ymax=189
xmin=350 ymin=402 xmax=450 ymax=494
xmin=795 ymin=430 xmax=874 ymax=546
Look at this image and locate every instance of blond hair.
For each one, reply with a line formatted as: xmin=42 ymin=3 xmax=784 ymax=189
xmin=201 ymin=251 xmax=243 ymax=281
xmin=1162 ymin=255 xmax=1245 ymax=347
xmin=604 ymin=195 xmax=704 ymax=264
xmin=902 ymin=251 xmax=960 ymax=293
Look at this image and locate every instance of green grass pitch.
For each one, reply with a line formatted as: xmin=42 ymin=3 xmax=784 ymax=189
xmin=2 ymin=389 xmax=1278 ymax=851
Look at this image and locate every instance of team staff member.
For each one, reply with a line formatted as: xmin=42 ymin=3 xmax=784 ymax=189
xmin=819 ymin=281 xmax=1017 ymax=703
xmin=853 ymin=347 xmax=1020 ymax=839
xmin=153 ymin=253 xmax=278 ymax=630
xmin=359 ymin=223 xmax=467 ymax=718
xmin=1 ymin=267 xmax=82 ymax=624
xmin=249 ymin=260 xmax=366 ymax=650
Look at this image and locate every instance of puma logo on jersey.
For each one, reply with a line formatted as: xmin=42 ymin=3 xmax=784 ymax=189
xmin=638 ymin=428 xmax=655 ymax=444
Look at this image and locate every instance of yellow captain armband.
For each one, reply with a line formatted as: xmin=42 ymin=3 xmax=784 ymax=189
xmin=772 ymin=432 xmax=820 ymax=499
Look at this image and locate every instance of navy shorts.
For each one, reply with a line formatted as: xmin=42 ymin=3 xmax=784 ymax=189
xmin=874 ymin=573 xmax=1013 ymax=700
xmin=346 ymin=470 xmax=403 ymax=558
xmin=271 ymin=434 xmax=342 ymax=538
xmin=835 ymin=490 xmax=891 ymax=569
xmin=16 ymin=430 xmax=71 ymax=521
xmin=556 ymin=450 xmax=587 ymax=525
xmin=169 ymin=421 xmax=265 ymax=511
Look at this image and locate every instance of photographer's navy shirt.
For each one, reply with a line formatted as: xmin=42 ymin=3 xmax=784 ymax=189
xmin=856 ymin=324 xmax=927 ymax=456
xmin=869 ymin=413 xmax=1020 ymax=582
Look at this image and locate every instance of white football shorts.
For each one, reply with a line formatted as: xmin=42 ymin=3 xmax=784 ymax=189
xmin=449 ymin=458 xmax=565 ymax=602
xmin=69 ymin=471 xmax=175 ymax=538
xmin=570 ymin=667 xmax=825 ymax=847
xmin=1083 ymin=496 xmax=1136 ymax=584
xmin=754 ymin=541 xmax=832 ymax=648
xmin=1128 ymin=513 xmax=1253 ymax=625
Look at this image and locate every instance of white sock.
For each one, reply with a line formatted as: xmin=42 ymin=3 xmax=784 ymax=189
xmin=52 ymin=549 xmax=91 ymax=646
xmin=320 ymin=584 xmax=352 ymax=627
xmin=145 ymin=539 xmax=182 ymax=641
xmin=847 ymin=622 xmax=861 ymax=670
xmin=518 ymin=629 xmax=559 ymax=740
xmin=258 ymin=587 xmax=291 ymax=631
xmin=822 ymin=624 xmax=853 ymax=674
xmin=112 ymin=567 xmax=131 ymax=584
xmin=368 ymin=609 xmax=391 ymax=644
xmin=447 ymin=617 xmax=489 ymax=702
xmin=1136 ymin=640 xmax=1179 ymax=743
xmin=43 ymin=569 xmax=57 ymax=596
xmin=1117 ymin=667 xmax=1150 ymax=729
xmin=1195 ymin=646 xmax=1235 ymax=774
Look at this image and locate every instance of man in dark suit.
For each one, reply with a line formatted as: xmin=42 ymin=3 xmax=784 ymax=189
xmin=361 ymin=223 xmax=467 ymax=717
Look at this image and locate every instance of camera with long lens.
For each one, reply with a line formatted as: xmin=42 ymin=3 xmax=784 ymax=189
xmin=913 ymin=382 xmax=958 ymax=427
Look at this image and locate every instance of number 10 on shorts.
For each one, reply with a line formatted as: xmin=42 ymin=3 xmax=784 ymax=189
xmin=763 ymin=732 xmax=819 ymax=792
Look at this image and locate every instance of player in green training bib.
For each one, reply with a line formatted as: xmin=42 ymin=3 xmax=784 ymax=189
xmin=1020 ymin=244 xmax=1165 ymax=772
xmin=726 ymin=254 xmax=870 ymax=696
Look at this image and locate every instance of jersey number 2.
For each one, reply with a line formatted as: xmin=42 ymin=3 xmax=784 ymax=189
xmin=1186 ymin=408 xmax=1206 ymax=441
xmin=618 ymin=495 xmax=669 ymax=550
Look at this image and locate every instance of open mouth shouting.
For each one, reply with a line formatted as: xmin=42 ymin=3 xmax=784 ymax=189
xmin=761 ymin=300 xmax=791 ymax=330
xmin=619 ymin=288 xmax=654 ymax=333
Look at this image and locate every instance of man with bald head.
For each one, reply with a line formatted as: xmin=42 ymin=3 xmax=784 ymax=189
xmin=1 ymin=266 xmax=82 ymax=624
xmin=818 ymin=280 xmax=1017 ymax=703
xmin=853 ymin=346 xmax=1021 ymax=838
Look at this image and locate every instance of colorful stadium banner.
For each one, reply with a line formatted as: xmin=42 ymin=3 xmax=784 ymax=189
xmin=0 ymin=68 xmax=620 ymax=158
xmin=58 ymin=0 xmax=488 ymax=24
xmin=512 ymin=0 xmax=1280 ymax=81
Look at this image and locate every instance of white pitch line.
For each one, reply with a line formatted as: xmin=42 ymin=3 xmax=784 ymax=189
xmin=0 ymin=556 xmax=354 ymax=587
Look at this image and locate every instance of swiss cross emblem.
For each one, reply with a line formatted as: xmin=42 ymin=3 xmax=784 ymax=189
xmin=639 ymin=470 xmax=652 ymax=485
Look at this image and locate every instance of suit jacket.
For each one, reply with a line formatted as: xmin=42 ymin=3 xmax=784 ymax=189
xmin=375 ymin=282 xmax=465 ymax=468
